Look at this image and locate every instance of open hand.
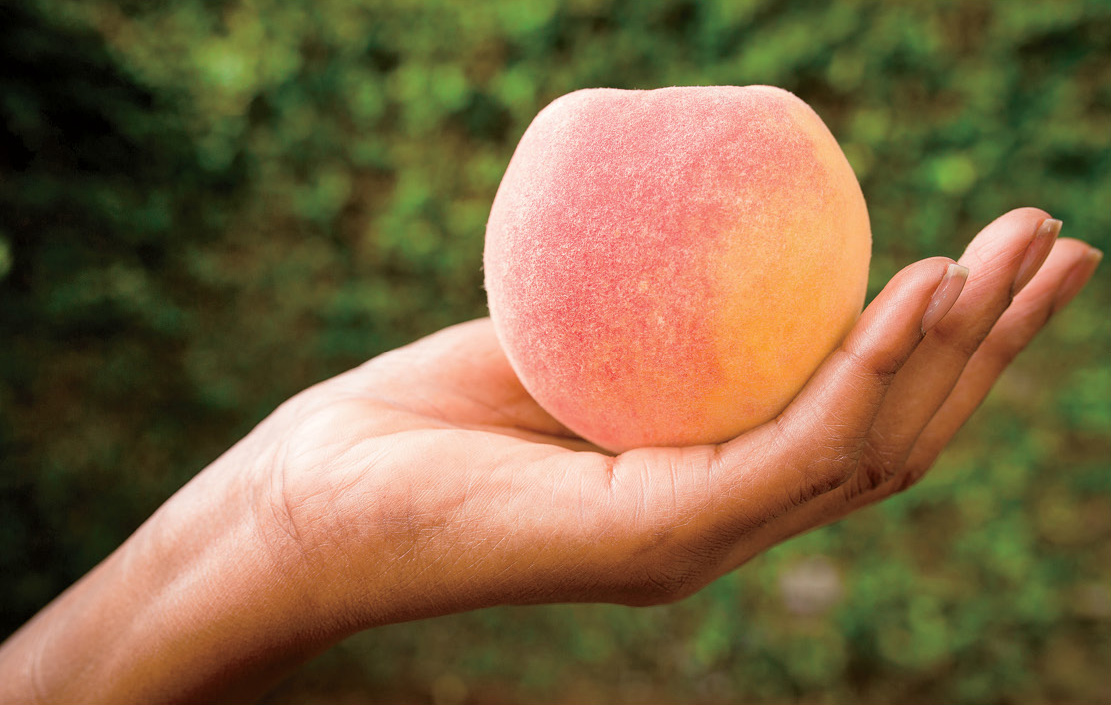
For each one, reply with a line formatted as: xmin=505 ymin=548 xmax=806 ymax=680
xmin=2 ymin=208 xmax=1099 ymax=704
xmin=233 ymin=207 xmax=1099 ymax=634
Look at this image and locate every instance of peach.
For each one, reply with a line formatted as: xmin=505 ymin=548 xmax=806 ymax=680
xmin=484 ymin=86 xmax=871 ymax=452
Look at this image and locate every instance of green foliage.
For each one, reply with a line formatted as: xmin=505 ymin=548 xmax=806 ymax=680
xmin=2 ymin=0 xmax=1109 ymax=702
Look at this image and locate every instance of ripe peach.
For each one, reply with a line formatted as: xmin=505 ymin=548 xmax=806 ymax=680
xmin=484 ymin=86 xmax=871 ymax=452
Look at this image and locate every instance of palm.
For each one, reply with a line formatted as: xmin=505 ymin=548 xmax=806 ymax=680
xmin=249 ymin=208 xmax=1096 ymax=621
xmin=346 ymin=318 xmax=597 ymax=449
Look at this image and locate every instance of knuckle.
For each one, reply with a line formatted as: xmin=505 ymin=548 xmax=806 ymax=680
xmin=844 ymin=345 xmax=901 ymax=382
xmin=855 ymin=437 xmax=907 ymax=490
xmin=850 ymin=461 xmax=892 ymax=498
xmin=789 ymin=440 xmax=864 ymax=504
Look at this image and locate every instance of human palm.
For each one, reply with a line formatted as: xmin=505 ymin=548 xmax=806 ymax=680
xmin=239 ymin=207 xmax=1097 ymax=633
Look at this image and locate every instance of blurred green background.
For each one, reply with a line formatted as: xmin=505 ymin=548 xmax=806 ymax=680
xmin=2 ymin=0 xmax=1109 ymax=702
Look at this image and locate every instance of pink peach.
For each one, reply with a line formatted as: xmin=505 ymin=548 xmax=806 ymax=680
xmin=484 ymin=86 xmax=871 ymax=452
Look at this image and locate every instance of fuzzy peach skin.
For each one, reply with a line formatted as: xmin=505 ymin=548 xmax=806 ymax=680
xmin=484 ymin=86 xmax=871 ymax=452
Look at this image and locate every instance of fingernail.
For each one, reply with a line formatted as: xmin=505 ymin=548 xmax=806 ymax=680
xmin=922 ymin=263 xmax=970 ymax=334
xmin=1052 ymin=247 xmax=1103 ymax=314
xmin=1012 ymin=218 xmax=1062 ymax=296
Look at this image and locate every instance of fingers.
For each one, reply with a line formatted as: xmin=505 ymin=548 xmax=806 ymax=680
xmin=1051 ymin=243 xmax=1105 ymax=315
xmin=641 ymin=257 xmax=967 ymax=581
xmin=841 ymin=208 xmax=1059 ymax=495
xmin=590 ymin=212 xmax=1100 ymax=602
xmin=713 ymin=256 xmax=966 ymax=512
xmin=566 ymin=258 xmax=966 ymax=603
xmin=900 ymin=238 xmax=1102 ymax=487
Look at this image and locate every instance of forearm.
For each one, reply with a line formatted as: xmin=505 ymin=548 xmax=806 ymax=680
xmin=0 ymin=454 xmax=336 ymax=704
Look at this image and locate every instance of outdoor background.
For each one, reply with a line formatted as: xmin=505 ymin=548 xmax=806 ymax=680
xmin=2 ymin=0 xmax=1109 ymax=703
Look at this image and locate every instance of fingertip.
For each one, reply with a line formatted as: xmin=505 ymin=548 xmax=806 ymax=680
xmin=980 ymin=207 xmax=1053 ymax=236
xmin=848 ymin=256 xmax=956 ymax=360
xmin=921 ymin=263 xmax=969 ymax=334
xmin=1001 ymin=206 xmax=1053 ymax=223
xmin=1011 ymin=218 xmax=1062 ymax=296
xmin=1052 ymin=246 xmax=1103 ymax=314
xmin=959 ymin=208 xmax=1054 ymax=268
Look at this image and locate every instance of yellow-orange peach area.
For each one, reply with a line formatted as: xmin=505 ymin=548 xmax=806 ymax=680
xmin=484 ymin=86 xmax=872 ymax=452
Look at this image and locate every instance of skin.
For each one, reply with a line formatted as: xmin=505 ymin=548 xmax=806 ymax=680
xmin=0 ymin=208 xmax=1100 ymax=703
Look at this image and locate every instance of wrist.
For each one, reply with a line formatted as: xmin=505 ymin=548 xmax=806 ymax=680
xmin=0 ymin=449 xmax=342 ymax=704
xmin=125 ymin=449 xmax=343 ymax=702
